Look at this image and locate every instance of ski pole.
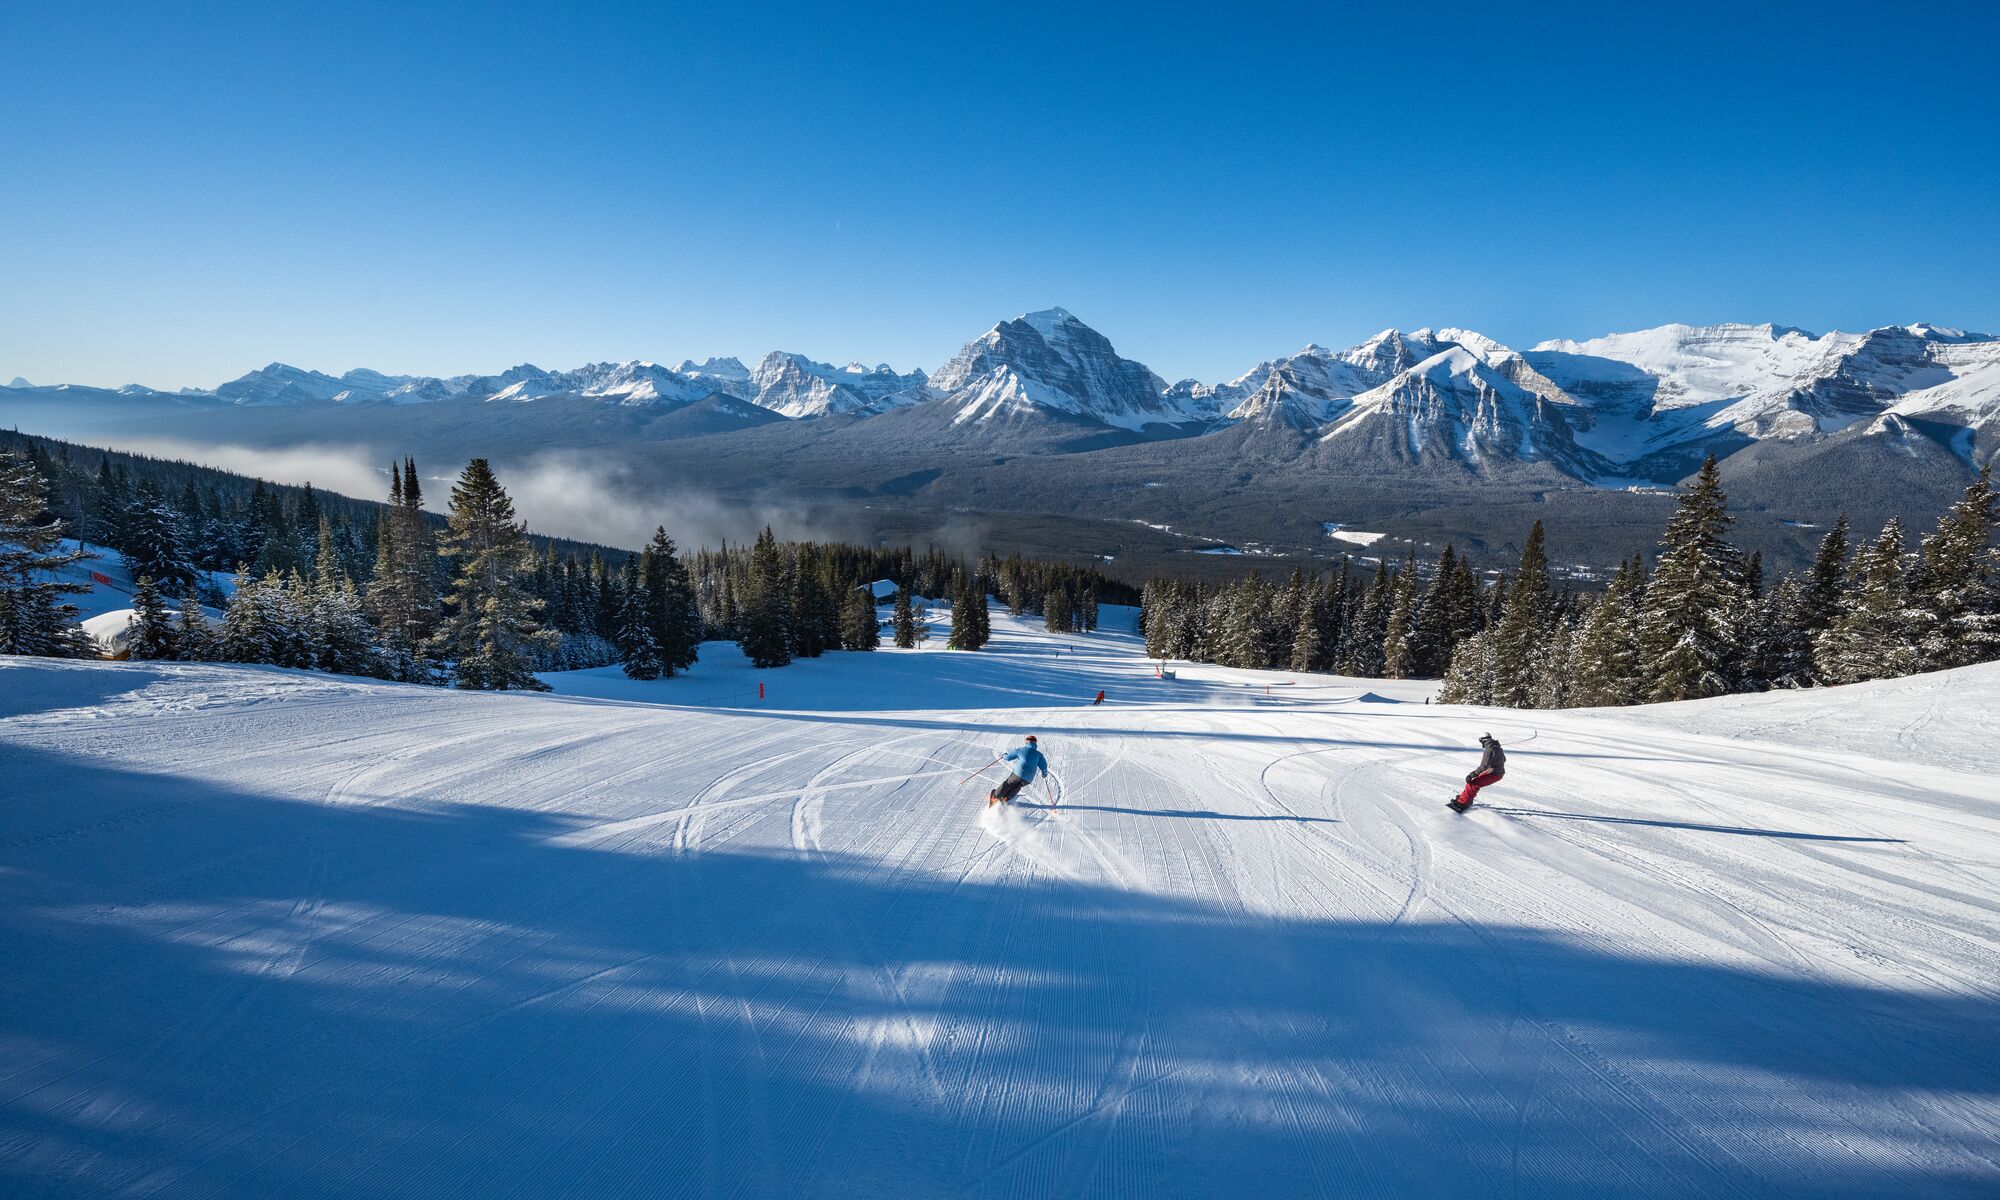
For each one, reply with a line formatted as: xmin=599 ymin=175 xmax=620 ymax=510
xmin=959 ymin=757 xmax=1002 ymax=785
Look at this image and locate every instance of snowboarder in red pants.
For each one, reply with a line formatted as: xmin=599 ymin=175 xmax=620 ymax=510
xmin=1449 ymin=734 xmax=1504 ymax=813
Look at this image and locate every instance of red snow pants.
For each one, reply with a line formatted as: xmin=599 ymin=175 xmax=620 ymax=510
xmin=1456 ymin=769 xmax=1503 ymax=806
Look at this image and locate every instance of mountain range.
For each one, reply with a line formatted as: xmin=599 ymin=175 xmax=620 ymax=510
xmin=8 ymin=309 xmax=1996 ymax=571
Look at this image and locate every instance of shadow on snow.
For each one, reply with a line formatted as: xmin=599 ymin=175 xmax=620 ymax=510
xmin=1 ymin=744 xmax=1993 ymax=1199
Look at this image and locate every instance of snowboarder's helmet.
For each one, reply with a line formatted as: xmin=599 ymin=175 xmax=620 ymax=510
xmin=1479 ymin=733 xmax=1495 ymax=744
xmin=1024 ymin=735 xmax=1037 ymax=743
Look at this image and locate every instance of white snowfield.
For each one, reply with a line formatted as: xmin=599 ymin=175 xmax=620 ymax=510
xmin=2 ymin=608 xmax=1997 ymax=1199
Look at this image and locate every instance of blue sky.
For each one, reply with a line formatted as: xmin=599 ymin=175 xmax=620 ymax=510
xmin=4 ymin=1 xmax=1997 ymax=390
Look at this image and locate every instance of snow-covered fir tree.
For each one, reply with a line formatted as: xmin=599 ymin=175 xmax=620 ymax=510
xmin=1569 ymin=559 xmax=1644 ymax=707
xmin=127 ymin=574 xmax=179 ymax=660
xmin=617 ymin=587 xmax=664 ymax=680
xmin=1638 ymin=458 xmax=1748 ymax=702
xmin=1815 ymin=518 xmax=1924 ymax=684
xmin=176 ymin=595 xmax=219 ymax=662
xmin=1490 ymin=522 xmax=1553 ymax=707
xmin=1436 ymin=631 xmax=1497 ymax=705
xmin=1912 ymin=468 xmax=1998 ymax=669
xmin=0 ymin=450 xmax=93 ymax=657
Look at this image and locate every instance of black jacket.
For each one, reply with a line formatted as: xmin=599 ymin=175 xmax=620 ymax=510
xmin=1474 ymin=740 xmax=1505 ymax=776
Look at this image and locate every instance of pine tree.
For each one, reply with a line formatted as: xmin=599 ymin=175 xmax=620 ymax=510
xmin=0 ymin=450 xmax=94 ymax=657
xmin=176 ymin=595 xmax=219 ymax=661
xmin=1490 ymin=522 xmax=1553 ymax=706
xmin=1913 ymin=468 xmax=1999 ymax=669
xmin=365 ymin=459 xmax=441 ymax=682
xmin=968 ymin=581 xmax=992 ymax=649
xmin=840 ymin=584 xmax=880 ymax=651
xmin=1570 ymin=560 xmax=1644 ymax=707
xmin=429 ymin=459 xmax=556 ymax=691
xmin=1404 ymin=545 xmax=1458 ymax=677
xmin=1638 ymin=457 xmax=1747 ymax=702
xmin=1381 ymin=550 xmax=1421 ymax=679
xmin=1044 ymin=586 xmax=1074 ymax=634
xmin=119 ymin=480 xmax=197 ymax=596
xmin=1437 ymin=631 xmax=1496 ymax=705
xmin=642 ymin=527 xmax=702 ymax=674
xmin=617 ymin=586 xmax=664 ymax=679
xmin=221 ymin=571 xmax=277 ymax=664
xmin=947 ymin=574 xmax=978 ymax=649
xmin=739 ymin=528 xmax=794 ymax=668
xmin=1289 ymin=585 xmax=1322 ymax=673
xmin=127 ymin=575 xmax=179 ymax=659
xmin=1529 ymin=611 xmax=1582 ymax=709
xmin=1816 ymin=518 xmax=1923 ymax=684
xmin=1341 ymin=560 xmax=1391 ymax=677
xmin=892 ymin=587 xmax=917 ymax=649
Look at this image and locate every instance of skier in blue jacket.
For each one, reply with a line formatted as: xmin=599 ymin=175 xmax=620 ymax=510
xmin=988 ymin=735 xmax=1048 ymax=807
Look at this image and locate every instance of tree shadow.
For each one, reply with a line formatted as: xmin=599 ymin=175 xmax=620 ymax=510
xmin=1486 ymin=806 xmax=1908 ymax=843
xmin=1 ymin=743 xmax=1991 ymax=1199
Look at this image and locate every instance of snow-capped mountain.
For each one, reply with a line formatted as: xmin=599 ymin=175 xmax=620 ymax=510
xmin=214 ymin=363 xmax=415 ymax=406
xmin=673 ymin=357 xmax=752 ymax=391
xmin=1316 ymin=338 xmax=1607 ymax=478
xmin=9 ymin=311 xmax=1997 ymax=491
xmin=747 ymin=352 xmax=929 ymax=418
xmin=1523 ymin=322 xmax=2000 ymax=474
xmin=931 ymin=308 xmax=1191 ymax=431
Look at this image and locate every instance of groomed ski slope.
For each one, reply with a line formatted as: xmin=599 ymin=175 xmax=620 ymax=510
xmin=2 ymin=608 xmax=1996 ymax=1199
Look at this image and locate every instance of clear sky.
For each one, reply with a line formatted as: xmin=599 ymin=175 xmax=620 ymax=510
xmin=4 ymin=1 xmax=1997 ymax=391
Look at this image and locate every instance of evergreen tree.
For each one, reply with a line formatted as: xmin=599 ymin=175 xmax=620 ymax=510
xmin=1436 ymin=631 xmax=1497 ymax=705
xmin=221 ymin=571 xmax=278 ymax=664
xmin=617 ymin=586 xmax=664 ymax=679
xmin=1638 ymin=457 xmax=1747 ymax=702
xmin=1289 ymin=585 xmax=1322 ymax=673
xmin=1044 ymin=586 xmax=1074 ymax=634
xmin=642 ymin=527 xmax=702 ymax=673
xmin=119 ymin=480 xmax=197 ymax=596
xmin=1816 ymin=519 xmax=1923 ymax=684
xmin=840 ymin=584 xmax=880 ymax=651
xmin=947 ymin=574 xmax=979 ymax=650
xmin=127 ymin=574 xmax=179 ymax=660
xmin=1530 ymin=611 xmax=1582 ymax=709
xmin=739 ymin=528 xmax=794 ymax=668
xmin=1570 ymin=560 xmax=1644 ymax=707
xmin=429 ymin=459 xmax=556 ymax=691
xmin=1341 ymin=560 xmax=1391 ymax=676
xmin=176 ymin=595 xmax=219 ymax=662
xmin=968 ymin=580 xmax=992 ymax=649
xmin=0 ymin=450 xmax=93 ymax=657
xmin=1490 ymin=521 xmax=1553 ymax=706
xmin=892 ymin=587 xmax=917 ymax=649
xmin=365 ymin=459 xmax=441 ymax=682
xmin=1405 ymin=545 xmax=1459 ymax=677
xmin=1381 ymin=550 xmax=1421 ymax=679
xmin=1913 ymin=468 xmax=1999 ymax=669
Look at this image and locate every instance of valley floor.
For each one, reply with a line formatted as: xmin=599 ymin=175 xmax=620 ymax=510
xmin=2 ymin=612 xmax=1996 ymax=1198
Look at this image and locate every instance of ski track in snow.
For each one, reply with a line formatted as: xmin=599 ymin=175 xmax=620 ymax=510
xmin=2 ymin=617 xmax=1999 ymax=1199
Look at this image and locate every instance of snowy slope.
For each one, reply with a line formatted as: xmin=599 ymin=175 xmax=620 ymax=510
xmin=4 ymin=608 xmax=1996 ymax=1198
